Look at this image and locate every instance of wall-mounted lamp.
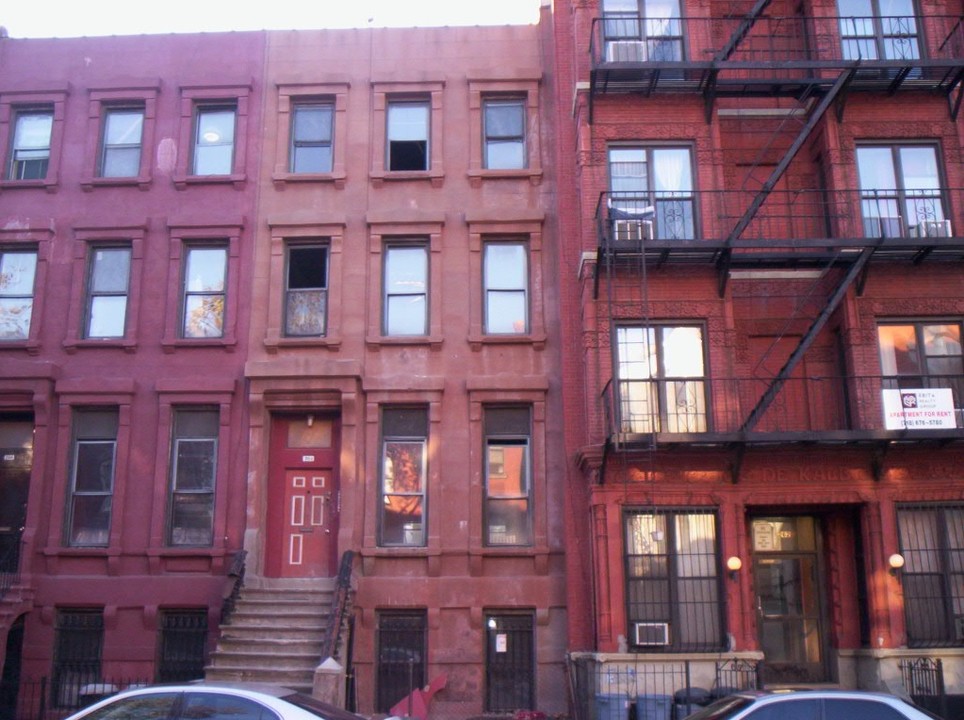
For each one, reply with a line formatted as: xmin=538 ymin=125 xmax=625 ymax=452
xmin=306 ymin=414 xmax=314 ymax=427
xmin=888 ymin=553 xmax=905 ymax=577
xmin=726 ymin=556 xmax=743 ymax=580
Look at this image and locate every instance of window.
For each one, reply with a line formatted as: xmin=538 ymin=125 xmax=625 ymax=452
xmin=99 ymin=107 xmax=143 ymax=178
xmin=877 ymin=322 xmax=963 ymax=425
xmin=485 ymin=614 xmax=535 ymax=712
xmin=157 ymin=610 xmax=208 ymax=682
xmin=290 ymin=102 xmax=333 ymax=174
xmin=483 ymin=98 xmax=526 ymax=170
xmin=192 ymin=106 xmax=236 ymax=175
xmin=181 ymin=693 xmax=278 ymax=720
xmin=608 ymin=146 xmax=694 ymax=241
xmin=383 ymin=243 xmax=428 ymax=336
xmin=168 ymin=408 xmax=218 ymax=547
xmin=857 ymin=145 xmax=947 ymax=239
xmin=376 ymin=611 xmax=426 ymax=713
xmin=84 ymin=247 xmax=131 ymax=338
xmin=483 ymin=242 xmax=528 ymax=335
xmin=602 ymin=0 xmax=683 ymax=62
xmin=181 ymin=246 xmax=227 ymax=338
xmin=52 ymin=609 xmax=104 ymax=708
xmin=624 ymin=509 xmax=723 ymax=651
xmin=7 ymin=110 xmax=52 ymax=180
xmin=65 ymin=409 xmax=117 ymax=547
xmin=484 ymin=407 xmax=532 ymax=546
xmin=379 ymin=407 xmax=427 ymax=547
xmin=897 ymin=503 xmax=964 ymax=647
xmin=616 ymin=325 xmax=707 ymax=433
xmin=0 ymin=250 xmax=37 ymax=340
xmin=81 ymin=694 xmax=179 ymax=720
xmin=284 ymin=244 xmax=328 ymax=337
xmin=838 ymin=0 xmax=920 ymax=62
xmin=387 ymin=100 xmax=429 ymax=172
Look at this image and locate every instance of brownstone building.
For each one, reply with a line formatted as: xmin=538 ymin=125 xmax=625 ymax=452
xmin=551 ymin=0 xmax=964 ymax=715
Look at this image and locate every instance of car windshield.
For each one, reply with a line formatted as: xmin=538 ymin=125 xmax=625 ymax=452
xmin=680 ymin=695 xmax=755 ymax=720
xmin=281 ymin=692 xmax=361 ymax=720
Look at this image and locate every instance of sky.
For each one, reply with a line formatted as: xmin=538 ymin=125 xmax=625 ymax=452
xmin=1 ymin=0 xmax=544 ymax=39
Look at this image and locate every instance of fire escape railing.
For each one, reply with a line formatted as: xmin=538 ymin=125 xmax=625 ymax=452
xmin=319 ymin=550 xmax=356 ymax=664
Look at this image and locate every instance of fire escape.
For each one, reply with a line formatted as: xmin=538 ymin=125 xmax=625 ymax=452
xmin=588 ymin=3 xmax=964 ymax=481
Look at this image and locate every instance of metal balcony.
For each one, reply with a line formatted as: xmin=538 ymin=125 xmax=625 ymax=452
xmin=589 ymin=14 xmax=964 ymax=99
xmin=600 ymin=374 xmax=964 ymax=450
xmin=593 ymin=189 xmax=964 ymax=272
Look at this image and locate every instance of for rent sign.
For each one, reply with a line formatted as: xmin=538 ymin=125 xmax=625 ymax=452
xmin=882 ymin=388 xmax=957 ymax=430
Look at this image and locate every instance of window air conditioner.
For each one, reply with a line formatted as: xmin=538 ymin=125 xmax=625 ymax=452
xmin=606 ymin=40 xmax=647 ymax=63
xmin=910 ymin=219 xmax=953 ymax=238
xmin=633 ymin=622 xmax=670 ymax=646
xmin=613 ymin=219 xmax=654 ymax=243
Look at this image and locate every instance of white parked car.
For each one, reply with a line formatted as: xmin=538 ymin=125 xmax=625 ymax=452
xmin=63 ymin=682 xmax=366 ymax=720
xmin=682 ymin=689 xmax=943 ymax=720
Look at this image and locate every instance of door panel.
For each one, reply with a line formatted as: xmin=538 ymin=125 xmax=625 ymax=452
xmin=282 ymin=470 xmax=332 ymax=577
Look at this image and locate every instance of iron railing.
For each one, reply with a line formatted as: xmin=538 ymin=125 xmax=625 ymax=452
xmin=900 ymin=658 xmax=948 ymax=719
xmin=319 ymin=550 xmax=355 ymax=663
xmin=601 ymin=374 xmax=964 ymax=442
xmin=590 ymin=14 xmax=964 ymax=69
xmin=594 ymin=189 xmax=962 ymax=254
xmin=0 ymin=676 xmax=149 ymax=720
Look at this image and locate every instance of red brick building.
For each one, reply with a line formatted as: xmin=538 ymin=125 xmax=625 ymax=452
xmin=0 ymin=29 xmax=264 ymax=696
xmin=551 ymin=0 xmax=964 ymax=713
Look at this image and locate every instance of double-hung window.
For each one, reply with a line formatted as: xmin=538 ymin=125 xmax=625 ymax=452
xmin=379 ymin=407 xmax=427 ymax=547
xmin=7 ymin=109 xmax=52 ymax=180
xmin=616 ymin=324 xmax=707 ymax=433
xmin=383 ymin=243 xmax=428 ymax=336
xmin=0 ymin=250 xmax=38 ymax=340
xmin=284 ymin=243 xmax=328 ymax=337
xmin=99 ymin=107 xmax=144 ymax=178
xmin=483 ymin=98 xmax=526 ymax=170
xmin=168 ymin=408 xmax=218 ymax=547
xmin=65 ymin=409 xmax=117 ymax=547
xmin=896 ymin=503 xmax=964 ymax=647
xmin=608 ymin=146 xmax=694 ymax=242
xmin=857 ymin=145 xmax=947 ymax=239
xmin=877 ymin=321 xmax=963 ymax=426
xmin=192 ymin=106 xmax=236 ymax=175
xmin=838 ymin=0 xmax=920 ymax=63
xmin=624 ymin=508 xmax=723 ymax=651
xmin=602 ymin=0 xmax=683 ymax=62
xmin=290 ymin=102 xmax=333 ymax=173
xmin=181 ymin=246 xmax=227 ymax=339
xmin=387 ymin=100 xmax=429 ymax=172
xmin=84 ymin=246 xmax=131 ymax=338
xmin=484 ymin=407 xmax=532 ymax=546
xmin=483 ymin=242 xmax=528 ymax=335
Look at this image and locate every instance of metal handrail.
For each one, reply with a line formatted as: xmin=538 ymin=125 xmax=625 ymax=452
xmin=320 ymin=550 xmax=356 ymax=663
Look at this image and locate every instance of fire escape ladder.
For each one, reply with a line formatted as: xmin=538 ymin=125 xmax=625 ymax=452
xmin=738 ymin=246 xmax=875 ymax=434
xmin=702 ymin=0 xmax=775 ymax=121
xmin=715 ymin=65 xmax=859 ymax=297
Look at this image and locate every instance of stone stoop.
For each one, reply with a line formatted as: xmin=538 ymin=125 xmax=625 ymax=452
xmin=205 ymin=578 xmax=337 ymax=692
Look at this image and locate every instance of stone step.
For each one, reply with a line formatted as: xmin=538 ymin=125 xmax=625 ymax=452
xmin=204 ymin=666 xmax=315 ymax=691
xmin=207 ymin=650 xmax=321 ymax=671
xmin=213 ymin=637 xmax=325 ymax=655
xmin=218 ymin=626 xmax=327 ymax=642
xmin=226 ymin=613 xmax=329 ymax=628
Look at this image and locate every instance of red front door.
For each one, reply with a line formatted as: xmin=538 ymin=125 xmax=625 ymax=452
xmin=266 ymin=415 xmax=339 ymax=578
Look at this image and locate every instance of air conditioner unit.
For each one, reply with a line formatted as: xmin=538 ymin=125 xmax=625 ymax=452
xmin=613 ymin=219 xmax=654 ymax=243
xmin=606 ymin=40 xmax=647 ymax=63
xmin=633 ymin=622 xmax=670 ymax=646
xmin=910 ymin=219 xmax=953 ymax=238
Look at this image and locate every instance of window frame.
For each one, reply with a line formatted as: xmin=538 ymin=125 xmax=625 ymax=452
xmin=83 ymin=245 xmax=132 ymax=340
xmin=273 ymin=84 xmax=348 ymax=186
xmin=0 ymin=91 xmax=66 ymax=190
xmin=289 ymin=100 xmax=334 ymax=174
xmin=483 ymin=407 xmax=533 ymax=547
xmin=614 ymin=322 xmax=709 ymax=433
xmin=837 ymin=0 xmax=921 ymax=62
xmin=370 ymin=82 xmax=444 ymax=185
xmin=468 ymin=77 xmax=542 ymax=184
xmin=64 ymin=408 xmax=118 ymax=548
xmin=82 ymin=87 xmax=158 ymax=189
xmin=382 ymin=241 xmax=429 ymax=337
xmin=483 ymin=240 xmax=529 ymax=335
xmin=623 ymin=507 xmax=726 ymax=652
xmin=483 ymin=97 xmax=527 ymax=171
xmin=283 ymin=241 xmax=329 ymax=338
xmin=0 ymin=248 xmax=39 ymax=342
xmin=601 ymin=0 xmax=685 ymax=61
xmin=386 ymin=98 xmax=430 ymax=173
xmin=7 ymin=108 xmax=52 ymax=181
xmin=98 ymin=106 xmax=145 ymax=179
xmin=191 ymin=104 xmax=237 ymax=177
xmin=378 ymin=407 xmax=429 ymax=548
xmin=173 ymin=85 xmax=250 ymax=188
xmin=896 ymin=503 xmax=964 ymax=647
xmin=167 ymin=407 xmax=219 ymax=548
xmin=180 ymin=244 xmax=228 ymax=340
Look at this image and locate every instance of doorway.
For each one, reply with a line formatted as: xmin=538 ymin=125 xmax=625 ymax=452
xmin=485 ymin=613 xmax=534 ymax=712
xmin=751 ymin=516 xmax=829 ymax=684
xmin=266 ymin=415 xmax=339 ymax=578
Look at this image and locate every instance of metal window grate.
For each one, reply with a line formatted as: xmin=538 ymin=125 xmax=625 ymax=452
xmin=157 ymin=610 xmax=208 ymax=682
xmin=52 ymin=610 xmax=103 ymax=708
xmin=376 ymin=612 xmax=426 ymax=714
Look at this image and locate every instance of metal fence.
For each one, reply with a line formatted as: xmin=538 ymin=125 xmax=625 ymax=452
xmin=0 ymin=677 xmax=150 ymax=720
xmin=900 ymin=658 xmax=948 ymax=719
xmin=567 ymin=656 xmax=762 ymax=720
